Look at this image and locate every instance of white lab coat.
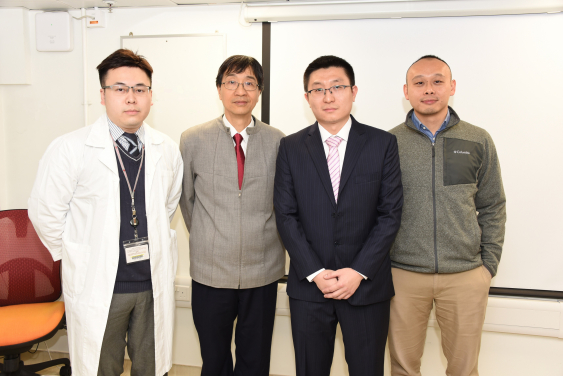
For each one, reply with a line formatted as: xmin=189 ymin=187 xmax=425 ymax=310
xmin=28 ymin=116 xmax=183 ymax=376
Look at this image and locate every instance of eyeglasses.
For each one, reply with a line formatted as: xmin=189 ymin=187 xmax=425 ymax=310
xmin=102 ymin=84 xmax=152 ymax=96
xmin=306 ymin=85 xmax=353 ymax=97
xmin=222 ymin=80 xmax=260 ymax=91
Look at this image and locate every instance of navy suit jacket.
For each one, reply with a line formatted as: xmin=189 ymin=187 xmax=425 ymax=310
xmin=274 ymin=116 xmax=403 ymax=306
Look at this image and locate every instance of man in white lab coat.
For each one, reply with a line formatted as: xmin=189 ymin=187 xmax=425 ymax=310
xmin=28 ymin=49 xmax=183 ymax=376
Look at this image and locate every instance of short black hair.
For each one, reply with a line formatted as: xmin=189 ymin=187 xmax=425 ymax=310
xmin=406 ymin=55 xmax=452 ymax=82
xmin=303 ymin=55 xmax=355 ymax=92
xmin=96 ymin=49 xmax=153 ymax=87
xmin=216 ymin=55 xmax=263 ymax=90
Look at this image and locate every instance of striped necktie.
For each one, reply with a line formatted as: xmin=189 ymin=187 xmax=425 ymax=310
xmin=326 ymin=135 xmax=343 ymax=202
xmin=120 ymin=133 xmax=141 ymax=158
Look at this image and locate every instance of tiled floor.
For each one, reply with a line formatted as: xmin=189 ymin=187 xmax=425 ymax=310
xmin=1 ymin=351 xmax=202 ymax=376
xmin=1 ymin=351 xmax=69 ymax=376
xmin=1 ymin=350 xmax=283 ymax=376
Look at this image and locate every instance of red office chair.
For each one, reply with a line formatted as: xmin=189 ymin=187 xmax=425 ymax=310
xmin=0 ymin=209 xmax=71 ymax=376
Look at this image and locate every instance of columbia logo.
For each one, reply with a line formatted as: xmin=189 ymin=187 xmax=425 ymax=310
xmin=454 ymin=150 xmax=470 ymax=155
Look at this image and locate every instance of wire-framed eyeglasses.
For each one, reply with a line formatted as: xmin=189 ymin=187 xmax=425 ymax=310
xmin=102 ymin=84 xmax=152 ymax=96
xmin=222 ymin=80 xmax=261 ymax=91
xmin=306 ymin=85 xmax=353 ymax=97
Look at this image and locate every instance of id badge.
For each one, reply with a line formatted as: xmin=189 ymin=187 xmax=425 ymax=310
xmin=123 ymin=237 xmax=150 ymax=264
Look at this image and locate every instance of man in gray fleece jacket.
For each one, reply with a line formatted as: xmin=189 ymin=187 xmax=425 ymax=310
xmin=388 ymin=55 xmax=506 ymax=376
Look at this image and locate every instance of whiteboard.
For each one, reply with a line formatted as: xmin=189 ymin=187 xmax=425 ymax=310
xmin=270 ymin=13 xmax=563 ymax=292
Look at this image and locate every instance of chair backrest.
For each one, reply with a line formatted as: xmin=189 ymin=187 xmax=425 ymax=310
xmin=0 ymin=209 xmax=62 ymax=307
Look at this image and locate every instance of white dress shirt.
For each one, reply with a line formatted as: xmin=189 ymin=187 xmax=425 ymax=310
xmin=307 ymin=117 xmax=367 ymax=282
xmin=107 ymin=115 xmax=145 ymax=150
xmin=223 ymin=115 xmax=254 ymax=154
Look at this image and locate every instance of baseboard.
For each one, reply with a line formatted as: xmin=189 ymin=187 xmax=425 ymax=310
xmin=175 ymin=276 xmax=563 ymax=339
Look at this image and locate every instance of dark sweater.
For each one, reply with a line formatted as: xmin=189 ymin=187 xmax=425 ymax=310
xmin=113 ymin=135 xmax=152 ymax=294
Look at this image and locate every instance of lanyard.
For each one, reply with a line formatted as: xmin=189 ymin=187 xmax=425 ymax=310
xmin=110 ymin=133 xmax=145 ymax=239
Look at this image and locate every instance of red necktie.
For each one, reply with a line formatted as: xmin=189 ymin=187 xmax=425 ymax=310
xmin=234 ymin=133 xmax=245 ymax=190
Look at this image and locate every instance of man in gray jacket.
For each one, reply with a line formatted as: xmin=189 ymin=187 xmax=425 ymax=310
xmin=179 ymin=55 xmax=285 ymax=376
xmin=388 ymin=55 xmax=506 ymax=376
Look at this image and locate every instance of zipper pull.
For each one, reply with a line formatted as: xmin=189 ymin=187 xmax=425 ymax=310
xmin=432 ymin=145 xmax=435 ymax=157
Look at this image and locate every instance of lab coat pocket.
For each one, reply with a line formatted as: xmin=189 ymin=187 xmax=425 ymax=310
xmin=61 ymin=239 xmax=91 ymax=298
xmin=160 ymin=170 xmax=175 ymax=198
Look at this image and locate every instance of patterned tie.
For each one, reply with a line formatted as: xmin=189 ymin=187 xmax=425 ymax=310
xmin=326 ymin=135 xmax=343 ymax=202
xmin=234 ymin=134 xmax=245 ymax=190
xmin=120 ymin=133 xmax=141 ymax=158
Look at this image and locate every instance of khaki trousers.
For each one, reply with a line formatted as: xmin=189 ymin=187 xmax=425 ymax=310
xmin=388 ymin=267 xmax=491 ymax=376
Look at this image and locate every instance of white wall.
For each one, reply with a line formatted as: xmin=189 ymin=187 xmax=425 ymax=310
xmin=0 ymin=86 xmax=7 ymax=210
xmin=0 ymin=8 xmax=31 ymax=85
xmin=1 ymin=9 xmax=84 ymax=210
xmin=2 ymin=5 xmax=563 ymax=376
xmin=0 ymin=4 xmax=262 ymax=278
xmin=1 ymin=4 xmax=262 ymax=210
xmin=0 ymin=8 xmax=31 ymax=210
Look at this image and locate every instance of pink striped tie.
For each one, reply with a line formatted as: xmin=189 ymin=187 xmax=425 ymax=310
xmin=326 ymin=136 xmax=343 ymax=202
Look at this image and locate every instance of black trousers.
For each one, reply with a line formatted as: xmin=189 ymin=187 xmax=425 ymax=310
xmin=191 ymin=280 xmax=278 ymax=376
xmin=289 ymin=297 xmax=391 ymax=376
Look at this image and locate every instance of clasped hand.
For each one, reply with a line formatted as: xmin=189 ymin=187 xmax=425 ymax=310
xmin=313 ymin=268 xmax=363 ymax=300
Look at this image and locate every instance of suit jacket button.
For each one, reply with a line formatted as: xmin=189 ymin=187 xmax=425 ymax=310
xmin=331 ymin=213 xmax=335 ymax=218
xmin=334 ymin=241 xmax=339 ymax=245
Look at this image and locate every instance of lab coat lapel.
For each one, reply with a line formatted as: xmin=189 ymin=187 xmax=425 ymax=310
xmin=143 ymin=124 xmax=163 ymax=215
xmin=86 ymin=117 xmax=119 ymax=176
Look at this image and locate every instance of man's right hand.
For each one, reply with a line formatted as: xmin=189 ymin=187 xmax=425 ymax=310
xmin=313 ymin=269 xmax=338 ymax=295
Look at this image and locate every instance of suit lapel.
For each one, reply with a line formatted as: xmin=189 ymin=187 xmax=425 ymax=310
xmin=305 ymin=123 xmax=337 ymax=209
xmin=339 ymin=117 xmax=367 ymax=195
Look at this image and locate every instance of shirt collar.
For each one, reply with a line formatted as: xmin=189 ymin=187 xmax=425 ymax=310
xmin=318 ymin=117 xmax=352 ymax=144
xmin=223 ymin=115 xmax=254 ymax=140
xmin=411 ymin=110 xmax=450 ymax=134
xmin=107 ymin=115 xmax=145 ymax=145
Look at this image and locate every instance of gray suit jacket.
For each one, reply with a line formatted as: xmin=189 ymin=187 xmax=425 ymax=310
xmin=179 ymin=116 xmax=285 ymax=289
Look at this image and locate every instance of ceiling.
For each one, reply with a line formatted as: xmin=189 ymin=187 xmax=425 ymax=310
xmin=0 ymin=0 xmax=269 ymax=10
xmin=0 ymin=0 xmax=345 ymax=10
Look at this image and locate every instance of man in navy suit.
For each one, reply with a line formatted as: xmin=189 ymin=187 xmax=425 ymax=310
xmin=274 ymin=55 xmax=403 ymax=376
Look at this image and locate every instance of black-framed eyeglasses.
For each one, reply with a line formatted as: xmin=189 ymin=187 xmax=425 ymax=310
xmin=222 ymin=80 xmax=261 ymax=91
xmin=102 ymin=84 xmax=152 ymax=96
xmin=306 ymin=85 xmax=353 ymax=97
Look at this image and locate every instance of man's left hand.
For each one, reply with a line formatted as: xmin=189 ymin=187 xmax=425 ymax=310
xmin=321 ymin=268 xmax=363 ymax=300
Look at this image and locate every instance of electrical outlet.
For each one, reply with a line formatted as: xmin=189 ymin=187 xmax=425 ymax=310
xmin=175 ymin=285 xmax=190 ymax=301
